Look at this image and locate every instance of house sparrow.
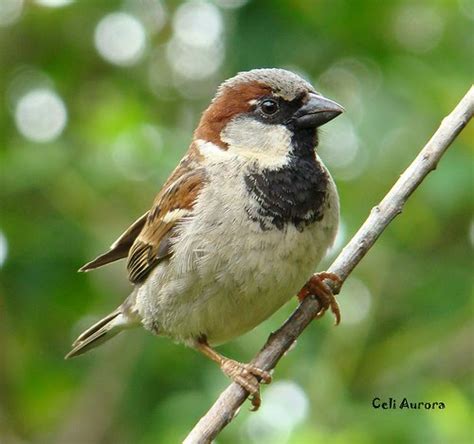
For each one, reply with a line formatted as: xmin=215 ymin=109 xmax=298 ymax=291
xmin=66 ymin=68 xmax=343 ymax=409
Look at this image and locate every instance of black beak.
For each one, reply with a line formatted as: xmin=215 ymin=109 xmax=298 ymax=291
xmin=293 ymin=93 xmax=344 ymax=128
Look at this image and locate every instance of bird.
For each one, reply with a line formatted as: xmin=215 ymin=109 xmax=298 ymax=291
xmin=66 ymin=68 xmax=343 ymax=409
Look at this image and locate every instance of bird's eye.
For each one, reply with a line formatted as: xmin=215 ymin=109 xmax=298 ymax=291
xmin=260 ymin=99 xmax=279 ymax=115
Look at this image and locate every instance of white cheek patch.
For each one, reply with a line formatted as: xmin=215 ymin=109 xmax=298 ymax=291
xmin=220 ymin=116 xmax=292 ymax=169
xmin=196 ymin=139 xmax=231 ymax=161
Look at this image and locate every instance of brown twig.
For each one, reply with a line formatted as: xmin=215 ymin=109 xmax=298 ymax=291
xmin=184 ymin=86 xmax=474 ymax=444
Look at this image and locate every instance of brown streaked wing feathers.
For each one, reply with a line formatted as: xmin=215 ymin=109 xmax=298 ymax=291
xmin=79 ymin=144 xmax=204 ymax=276
xmin=126 ymin=167 xmax=206 ymax=284
xmin=79 ymin=212 xmax=149 ymax=272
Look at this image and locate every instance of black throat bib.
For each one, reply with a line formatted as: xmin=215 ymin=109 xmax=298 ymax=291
xmin=244 ymin=128 xmax=329 ymax=231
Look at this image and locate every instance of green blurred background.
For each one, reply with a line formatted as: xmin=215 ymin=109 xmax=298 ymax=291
xmin=0 ymin=0 xmax=473 ymax=443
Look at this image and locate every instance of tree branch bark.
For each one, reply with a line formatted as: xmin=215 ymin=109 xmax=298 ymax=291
xmin=184 ymin=86 xmax=474 ymax=444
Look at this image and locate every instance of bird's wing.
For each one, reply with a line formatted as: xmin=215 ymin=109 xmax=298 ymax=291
xmin=79 ymin=144 xmax=206 ymax=276
xmin=79 ymin=212 xmax=149 ymax=272
xmin=126 ymin=166 xmax=207 ymax=283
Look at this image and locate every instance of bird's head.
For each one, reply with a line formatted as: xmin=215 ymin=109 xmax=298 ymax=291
xmin=194 ymin=68 xmax=343 ymax=166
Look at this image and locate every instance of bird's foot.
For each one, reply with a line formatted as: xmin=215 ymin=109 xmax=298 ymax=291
xmin=298 ymin=272 xmax=342 ymax=325
xmin=220 ymin=359 xmax=272 ymax=411
xmin=195 ymin=338 xmax=272 ymax=411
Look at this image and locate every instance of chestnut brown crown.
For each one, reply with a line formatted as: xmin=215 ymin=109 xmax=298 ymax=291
xmin=194 ymin=68 xmax=343 ymax=149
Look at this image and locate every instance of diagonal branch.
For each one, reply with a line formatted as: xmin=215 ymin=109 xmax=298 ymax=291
xmin=184 ymin=86 xmax=474 ymax=444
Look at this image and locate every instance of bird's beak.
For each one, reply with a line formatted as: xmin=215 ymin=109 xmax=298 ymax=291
xmin=294 ymin=93 xmax=344 ymax=128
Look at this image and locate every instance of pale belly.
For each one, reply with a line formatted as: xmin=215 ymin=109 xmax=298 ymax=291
xmin=135 ymin=161 xmax=339 ymax=345
xmin=136 ymin=223 xmax=335 ymax=345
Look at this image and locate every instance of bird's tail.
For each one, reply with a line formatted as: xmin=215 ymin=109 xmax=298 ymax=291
xmin=65 ymin=305 xmax=139 ymax=359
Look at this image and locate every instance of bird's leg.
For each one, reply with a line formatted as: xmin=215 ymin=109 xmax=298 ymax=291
xmin=298 ymin=272 xmax=342 ymax=325
xmin=195 ymin=338 xmax=272 ymax=411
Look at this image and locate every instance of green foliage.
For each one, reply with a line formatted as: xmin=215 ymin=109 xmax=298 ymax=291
xmin=0 ymin=1 xmax=472 ymax=443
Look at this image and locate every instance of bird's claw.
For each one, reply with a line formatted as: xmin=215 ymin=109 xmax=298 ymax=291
xmin=220 ymin=359 xmax=272 ymax=411
xmin=298 ymin=272 xmax=342 ymax=325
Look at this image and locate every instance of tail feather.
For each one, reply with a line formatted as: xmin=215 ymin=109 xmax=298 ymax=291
xmin=65 ymin=308 xmax=137 ymax=359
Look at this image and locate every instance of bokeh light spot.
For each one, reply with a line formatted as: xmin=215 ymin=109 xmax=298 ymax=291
xmin=0 ymin=231 xmax=8 ymax=268
xmin=214 ymin=0 xmax=249 ymax=8
xmin=339 ymin=277 xmax=372 ymax=325
xmin=94 ymin=12 xmax=146 ymax=66
xmin=166 ymin=37 xmax=224 ymax=81
xmin=0 ymin=0 xmax=23 ymax=27
xmin=35 ymin=0 xmax=74 ymax=7
xmin=244 ymin=380 xmax=309 ymax=443
xmin=393 ymin=4 xmax=444 ymax=53
xmin=173 ymin=0 xmax=223 ymax=48
xmin=14 ymin=88 xmax=68 ymax=143
xmin=319 ymin=118 xmax=359 ymax=169
xmin=125 ymin=0 xmax=167 ymax=34
xmin=166 ymin=0 xmax=225 ymax=82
